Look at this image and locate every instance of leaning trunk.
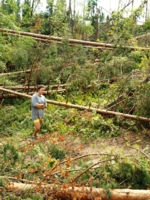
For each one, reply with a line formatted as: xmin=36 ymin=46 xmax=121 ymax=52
xmin=0 ymin=87 xmax=150 ymax=122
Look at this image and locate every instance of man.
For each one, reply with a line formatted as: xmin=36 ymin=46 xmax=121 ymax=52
xmin=31 ymin=85 xmax=47 ymax=138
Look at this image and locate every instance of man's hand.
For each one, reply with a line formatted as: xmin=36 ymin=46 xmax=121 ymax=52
xmin=35 ymin=104 xmax=46 ymax=109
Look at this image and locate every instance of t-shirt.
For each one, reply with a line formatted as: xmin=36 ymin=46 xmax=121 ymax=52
xmin=31 ymin=93 xmax=47 ymax=120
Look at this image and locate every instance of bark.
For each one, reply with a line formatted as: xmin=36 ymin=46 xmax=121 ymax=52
xmin=0 ymin=68 xmax=39 ymax=76
xmin=2 ymin=84 xmax=91 ymax=90
xmin=132 ymin=0 xmax=134 ymax=10
xmin=0 ymin=28 xmax=150 ymax=51
xmin=68 ymin=0 xmax=72 ymax=28
xmin=0 ymin=89 xmax=66 ymax=98
xmin=121 ymin=0 xmax=134 ymax=11
xmin=28 ymin=89 xmax=66 ymax=94
xmin=0 ymin=87 xmax=150 ymax=122
xmin=2 ymin=32 xmax=113 ymax=50
xmin=1 ymin=0 xmax=4 ymax=9
xmin=145 ymin=0 xmax=148 ymax=21
xmin=5 ymin=182 xmax=150 ymax=200
xmin=0 ymin=99 xmax=4 ymax=107
xmin=135 ymin=33 xmax=150 ymax=40
xmin=2 ymin=84 xmax=67 ymax=90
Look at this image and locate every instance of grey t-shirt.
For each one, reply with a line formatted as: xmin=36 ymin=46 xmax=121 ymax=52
xmin=31 ymin=93 xmax=47 ymax=120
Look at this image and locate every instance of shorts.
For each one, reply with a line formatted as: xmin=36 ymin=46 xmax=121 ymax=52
xmin=34 ymin=118 xmax=43 ymax=123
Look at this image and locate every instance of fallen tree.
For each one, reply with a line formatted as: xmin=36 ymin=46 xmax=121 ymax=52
xmin=0 ymin=86 xmax=150 ymax=122
xmin=1 ymin=84 xmax=67 ymax=90
xmin=0 ymin=89 xmax=66 ymax=98
xmin=135 ymin=33 xmax=150 ymax=39
xmin=1 ymin=28 xmax=150 ymax=51
xmin=3 ymin=32 xmax=114 ymax=50
xmin=0 ymin=68 xmax=39 ymax=76
xmin=5 ymin=182 xmax=150 ymax=200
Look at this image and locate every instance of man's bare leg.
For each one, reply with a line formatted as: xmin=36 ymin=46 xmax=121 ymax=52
xmin=33 ymin=121 xmax=41 ymax=138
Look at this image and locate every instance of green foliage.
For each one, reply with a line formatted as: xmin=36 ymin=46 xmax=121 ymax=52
xmin=3 ymin=191 xmax=44 ymax=200
xmin=3 ymin=144 xmax=18 ymax=166
xmin=78 ymin=114 xmax=121 ymax=142
xmin=99 ymin=55 xmax=137 ymax=79
xmin=49 ymin=144 xmax=66 ymax=160
xmin=0 ymin=60 xmax=6 ymax=72
xmin=22 ymin=193 xmax=43 ymax=200
xmin=4 ymin=0 xmax=18 ymax=15
xmin=134 ymin=83 xmax=150 ymax=118
xmin=1 ymin=2 xmax=150 ymax=198
xmin=110 ymin=161 xmax=150 ymax=189
xmin=0 ymin=179 xmax=4 ymax=187
xmin=0 ymin=11 xmax=18 ymax=29
xmin=80 ymin=158 xmax=150 ymax=190
xmin=129 ymin=51 xmax=145 ymax=63
xmin=0 ymin=100 xmax=32 ymax=136
xmin=0 ymin=32 xmax=38 ymax=73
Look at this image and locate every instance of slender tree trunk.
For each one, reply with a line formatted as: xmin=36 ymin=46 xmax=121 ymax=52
xmin=1 ymin=84 xmax=67 ymax=90
xmin=132 ymin=0 xmax=134 ymax=10
xmin=118 ymin=0 xmax=121 ymax=11
xmin=145 ymin=0 xmax=148 ymax=21
xmin=31 ymin=0 xmax=34 ymax=16
xmin=1 ymin=0 xmax=4 ymax=10
xmin=74 ymin=0 xmax=75 ymax=17
xmin=1 ymin=28 xmax=150 ymax=51
xmin=68 ymin=0 xmax=72 ymax=28
xmin=95 ymin=8 xmax=100 ymax=40
xmin=0 ymin=87 xmax=150 ymax=122
xmin=71 ymin=0 xmax=75 ymax=35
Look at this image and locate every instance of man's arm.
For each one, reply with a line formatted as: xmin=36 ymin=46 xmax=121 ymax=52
xmin=35 ymin=104 xmax=46 ymax=109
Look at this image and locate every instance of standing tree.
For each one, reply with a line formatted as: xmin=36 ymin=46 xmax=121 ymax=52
xmin=86 ymin=0 xmax=105 ymax=40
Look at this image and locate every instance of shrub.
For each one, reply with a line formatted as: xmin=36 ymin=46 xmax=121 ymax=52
xmin=49 ymin=144 xmax=66 ymax=160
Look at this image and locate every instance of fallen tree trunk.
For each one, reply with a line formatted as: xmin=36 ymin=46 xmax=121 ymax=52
xmin=3 ymin=32 xmax=114 ymax=50
xmin=0 ymin=68 xmax=39 ymax=76
xmin=1 ymin=84 xmax=92 ymax=91
xmin=0 ymin=87 xmax=150 ymax=122
xmin=5 ymin=182 xmax=150 ymax=200
xmin=27 ymin=89 xmax=66 ymax=95
xmin=135 ymin=33 xmax=150 ymax=39
xmin=1 ymin=28 xmax=150 ymax=51
xmin=0 ymin=89 xmax=66 ymax=98
xmin=1 ymin=84 xmax=67 ymax=90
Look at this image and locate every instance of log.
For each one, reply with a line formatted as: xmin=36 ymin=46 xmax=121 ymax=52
xmin=1 ymin=84 xmax=67 ymax=90
xmin=1 ymin=28 xmax=150 ymax=51
xmin=0 ymin=89 xmax=66 ymax=98
xmin=27 ymin=89 xmax=66 ymax=95
xmin=1 ymin=84 xmax=91 ymax=90
xmin=3 ymin=32 xmax=113 ymax=50
xmin=0 ymin=68 xmax=39 ymax=76
xmin=0 ymin=86 xmax=150 ymax=122
xmin=135 ymin=33 xmax=150 ymax=40
xmin=5 ymin=182 xmax=150 ymax=200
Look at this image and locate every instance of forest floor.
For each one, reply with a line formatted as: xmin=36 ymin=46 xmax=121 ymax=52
xmin=1 ymin=126 xmax=150 ymax=161
xmin=1 ymin=123 xmax=150 ymax=199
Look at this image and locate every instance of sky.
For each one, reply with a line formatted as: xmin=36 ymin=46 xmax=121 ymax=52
xmin=36 ymin=0 xmax=149 ymax=23
xmin=38 ymin=0 xmax=148 ymax=12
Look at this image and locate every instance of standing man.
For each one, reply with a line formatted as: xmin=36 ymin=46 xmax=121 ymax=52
xmin=31 ymin=85 xmax=47 ymax=138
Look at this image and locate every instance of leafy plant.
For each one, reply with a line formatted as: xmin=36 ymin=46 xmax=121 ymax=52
xmin=49 ymin=144 xmax=66 ymax=161
xmin=3 ymin=144 xmax=18 ymax=166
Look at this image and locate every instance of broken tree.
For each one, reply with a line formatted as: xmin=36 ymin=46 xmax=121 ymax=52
xmin=0 ymin=86 xmax=150 ymax=122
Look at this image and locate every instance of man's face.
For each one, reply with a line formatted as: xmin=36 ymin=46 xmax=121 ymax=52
xmin=38 ymin=87 xmax=45 ymax=95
